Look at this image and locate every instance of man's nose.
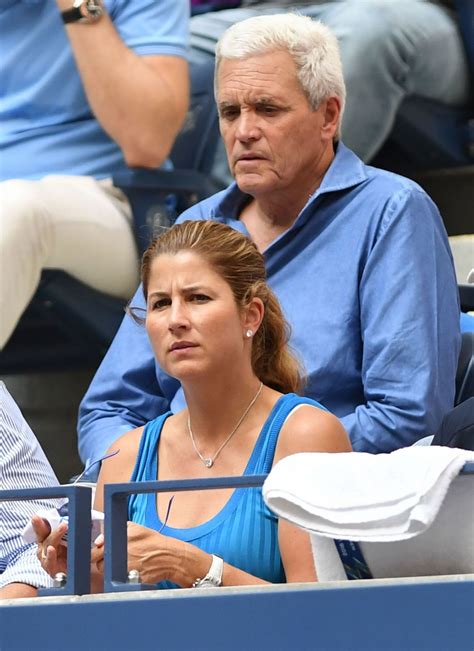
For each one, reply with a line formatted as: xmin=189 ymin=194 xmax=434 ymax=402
xmin=235 ymin=111 xmax=261 ymax=142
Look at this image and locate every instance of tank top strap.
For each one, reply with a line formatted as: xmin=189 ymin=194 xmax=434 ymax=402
xmin=252 ymin=393 xmax=327 ymax=474
xmin=130 ymin=412 xmax=171 ymax=483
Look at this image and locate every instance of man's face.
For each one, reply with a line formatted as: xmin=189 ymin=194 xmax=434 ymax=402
xmin=217 ymin=50 xmax=336 ymax=199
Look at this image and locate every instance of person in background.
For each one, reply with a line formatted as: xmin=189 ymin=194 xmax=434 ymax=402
xmin=0 ymin=382 xmax=60 ymax=599
xmin=78 ymin=14 xmax=460 ymax=471
xmin=35 ymin=220 xmax=350 ymax=590
xmin=189 ymin=0 xmax=470 ymax=184
xmin=0 ymin=0 xmax=189 ymax=348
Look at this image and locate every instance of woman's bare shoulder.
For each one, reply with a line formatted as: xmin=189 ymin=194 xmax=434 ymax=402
xmin=275 ymin=403 xmax=351 ymax=462
xmin=100 ymin=426 xmax=145 ymax=483
xmin=94 ymin=426 xmax=145 ymax=511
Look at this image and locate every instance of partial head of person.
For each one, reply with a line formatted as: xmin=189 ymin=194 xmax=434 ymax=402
xmin=214 ymin=13 xmax=346 ymax=201
xmin=133 ymin=220 xmax=304 ymax=394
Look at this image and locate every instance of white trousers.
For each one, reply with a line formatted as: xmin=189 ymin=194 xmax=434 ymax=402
xmin=0 ymin=175 xmax=139 ymax=348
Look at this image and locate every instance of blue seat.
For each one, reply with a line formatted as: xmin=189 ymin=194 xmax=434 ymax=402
xmin=0 ymin=60 xmax=221 ymax=373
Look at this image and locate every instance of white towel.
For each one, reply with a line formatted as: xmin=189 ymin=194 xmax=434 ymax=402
xmin=263 ymin=446 xmax=474 ymax=542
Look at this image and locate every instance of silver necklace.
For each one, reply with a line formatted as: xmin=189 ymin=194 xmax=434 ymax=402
xmin=187 ymin=382 xmax=263 ymax=468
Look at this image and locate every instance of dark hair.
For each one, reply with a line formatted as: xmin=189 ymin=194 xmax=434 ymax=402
xmin=137 ymin=220 xmax=305 ymax=394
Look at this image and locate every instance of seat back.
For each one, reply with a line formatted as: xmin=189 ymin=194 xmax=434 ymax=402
xmin=455 ymin=331 xmax=474 ymax=405
xmin=311 ymin=464 xmax=474 ymax=581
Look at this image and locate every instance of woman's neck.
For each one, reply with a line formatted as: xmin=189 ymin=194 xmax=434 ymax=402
xmin=182 ymin=373 xmax=264 ymax=448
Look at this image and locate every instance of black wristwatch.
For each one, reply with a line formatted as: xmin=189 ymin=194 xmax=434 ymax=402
xmin=61 ymin=0 xmax=104 ymax=24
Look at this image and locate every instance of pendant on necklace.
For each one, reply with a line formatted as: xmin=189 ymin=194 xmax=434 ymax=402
xmin=204 ymin=458 xmax=213 ymax=468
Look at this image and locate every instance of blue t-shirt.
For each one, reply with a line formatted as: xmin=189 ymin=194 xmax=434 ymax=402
xmin=0 ymin=0 xmax=189 ymax=180
xmin=128 ymin=393 xmax=325 ymax=589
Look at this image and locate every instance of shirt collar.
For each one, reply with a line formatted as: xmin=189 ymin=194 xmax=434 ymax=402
xmin=210 ymin=142 xmax=368 ymax=219
xmin=311 ymin=141 xmax=368 ymax=199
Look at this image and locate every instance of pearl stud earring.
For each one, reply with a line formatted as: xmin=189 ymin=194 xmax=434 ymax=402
xmin=246 ymin=329 xmax=253 ymax=338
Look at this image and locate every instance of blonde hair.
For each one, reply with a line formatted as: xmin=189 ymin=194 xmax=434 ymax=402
xmin=140 ymin=220 xmax=305 ymax=394
xmin=215 ymin=13 xmax=346 ymax=138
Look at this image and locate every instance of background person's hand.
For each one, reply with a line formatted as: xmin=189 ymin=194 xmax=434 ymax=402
xmin=32 ymin=515 xmax=68 ymax=577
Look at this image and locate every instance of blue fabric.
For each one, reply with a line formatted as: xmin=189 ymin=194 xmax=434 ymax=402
xmin=78 ymin=143 xmax=460 ymax=463
xmin=460 ymin=312 xmax=474 ymax=333
xmin=128 ymin=393 xmax=324 ymax=588
xmin=0 ymin=0 xmax=189 ymax=181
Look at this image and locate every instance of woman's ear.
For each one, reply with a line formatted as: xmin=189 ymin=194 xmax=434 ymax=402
xmin=242 ymin=297 xmax=265 ymax=337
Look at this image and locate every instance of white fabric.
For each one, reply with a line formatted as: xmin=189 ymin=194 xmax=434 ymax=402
xmin=0 ymin=175 xmax=139 ymax=348
xmin=263 ymin=447 xmax=474 ymax=542
xmin=0 ymin=381 xmax=60 ymax=589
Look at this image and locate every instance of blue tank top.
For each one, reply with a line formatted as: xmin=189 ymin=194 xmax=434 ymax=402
xmin=128 ymin=393 xmax=326 ymax=589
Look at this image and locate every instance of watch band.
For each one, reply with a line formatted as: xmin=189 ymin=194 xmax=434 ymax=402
xmin=62 ymin=6 xmax=84 ymax=23
xmin=61 ymin=0 xmax=103 ymax=24
xmin=192 ymin=554 xmax=224 ymax=588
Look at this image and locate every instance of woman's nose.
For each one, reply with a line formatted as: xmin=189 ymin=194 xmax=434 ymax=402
xmin=168 ymin=301 xmax=189 ymax=331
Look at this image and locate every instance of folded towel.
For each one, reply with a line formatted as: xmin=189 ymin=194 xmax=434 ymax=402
xmin=263 ymin=446 xmax=474 ymax=542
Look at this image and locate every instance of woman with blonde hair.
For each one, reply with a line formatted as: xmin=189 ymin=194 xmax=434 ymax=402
xmin=36 ymin=220 xmax=350 ymax=589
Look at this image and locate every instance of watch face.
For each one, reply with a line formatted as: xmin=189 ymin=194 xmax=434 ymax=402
xmin=79 ymin=0 xmax=103 ymax=20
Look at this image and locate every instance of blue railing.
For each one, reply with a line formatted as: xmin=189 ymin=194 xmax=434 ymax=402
xmin=1 ymin=463 xmax=473 ymax=596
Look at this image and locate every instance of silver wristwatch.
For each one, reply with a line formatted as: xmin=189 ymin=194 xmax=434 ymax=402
xmin=192 ymin=555 xmax=224 ymax=588
xmin=61 ymin=0 xmax=104 ymax=24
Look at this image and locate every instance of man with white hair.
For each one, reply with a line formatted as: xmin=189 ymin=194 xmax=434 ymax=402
xmin=78 ymin=14 xmax=460 ymax=467
xmin=189 ymin=0 xmax=470 ymax=184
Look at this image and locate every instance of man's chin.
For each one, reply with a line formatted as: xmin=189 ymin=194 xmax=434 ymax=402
xmin=234 ymin=172 xmax=269 ymax=195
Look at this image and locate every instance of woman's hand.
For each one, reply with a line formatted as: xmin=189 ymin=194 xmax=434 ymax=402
xmin=125 ymin=521 xmax=183 ymax=585
xmin=32 ymin=515 xmax=68 ymax=578
xmin=90 ymin=523 xmax=179 ymax=585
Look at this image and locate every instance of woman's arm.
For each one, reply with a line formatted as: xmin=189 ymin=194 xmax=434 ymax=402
xmin=275 ymin=406 xmax=352 ymax=582
xmin=93 ymin=427 xmax=144 ymax=512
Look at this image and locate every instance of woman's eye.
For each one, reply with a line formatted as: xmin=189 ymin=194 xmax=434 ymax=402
xmin=150 ymin=298 xmax=170 ymax=310
xmin=192 ymin=294 xmax=210 ymax=303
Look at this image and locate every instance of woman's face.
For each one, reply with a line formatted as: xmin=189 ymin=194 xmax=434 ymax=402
xmin=145 ymin=251 xmax=251 ymax=382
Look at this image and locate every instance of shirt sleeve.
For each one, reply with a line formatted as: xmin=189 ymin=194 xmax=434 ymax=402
xmin=0 ymin=545 xmax=53 ymax=591
xmin=340 ymin=186 xmax=461 ymax=452
xmin=108 ymin=0 xmax=189 ymax=58
xmin=0 ymin=383 xmax=60 ymax=589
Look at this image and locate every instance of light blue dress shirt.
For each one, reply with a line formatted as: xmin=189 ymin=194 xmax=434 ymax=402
xmin=0 ymin=0 xmax=189 ymax=180
xmin=78 ymin=144 xmax=460 ymax=463
xmin=0 ymin=382 xmax=59 ymax=590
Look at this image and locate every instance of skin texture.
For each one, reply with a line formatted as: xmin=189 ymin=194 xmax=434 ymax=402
xmin=216 ymin=49 xmax=341 ymax=251
xmin=54 ymin=0 xmax=189 ymax=168
xmin=0 ymin=583 xmax=37 ymax=599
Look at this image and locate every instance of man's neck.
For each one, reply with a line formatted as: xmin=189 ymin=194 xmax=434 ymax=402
xmin=240 ymin=145 xmax=335 ymax=252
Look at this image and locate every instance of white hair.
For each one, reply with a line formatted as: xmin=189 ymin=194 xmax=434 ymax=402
xmin=215 ymin=13 xmax=346 ymax=137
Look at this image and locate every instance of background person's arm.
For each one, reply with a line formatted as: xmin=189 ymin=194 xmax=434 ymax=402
xmin=0 ymin=384 xmax=59 ymax=597
xmin=56 ymin=0 xmax=189 ymax=168
xmin=0 ymin=582 xmax=37 ymax=599
xmin=77 ymin=286 xmax=179 ymax=466
xmin=340 ymin=187 xmax=461 ymax=452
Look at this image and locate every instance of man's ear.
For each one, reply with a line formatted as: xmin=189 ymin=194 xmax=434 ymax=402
xmin=242 ymin=297 xmax=265 ymax=336
xmin=321 ymin=95 xmax=341 ymax=142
